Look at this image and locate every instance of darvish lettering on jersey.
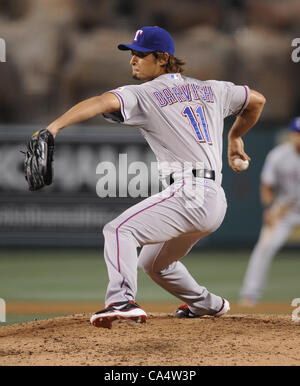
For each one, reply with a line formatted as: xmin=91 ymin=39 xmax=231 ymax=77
xmin=153 ymin=82 xmax=214 ymax=107
xmin=103 ymin=74 xmax=249 ymax=185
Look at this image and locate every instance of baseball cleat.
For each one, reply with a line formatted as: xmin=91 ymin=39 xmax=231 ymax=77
xmin=90 ymin=300 xmax=147 ymax=329
xmin=174 ymin=298 xmax=230 ymax=318
xmin=174 ymin=304 xmax=198 ymax=318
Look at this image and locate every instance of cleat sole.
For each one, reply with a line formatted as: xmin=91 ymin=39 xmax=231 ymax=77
xmin=91 ymin=314 xmax=147 ymax=329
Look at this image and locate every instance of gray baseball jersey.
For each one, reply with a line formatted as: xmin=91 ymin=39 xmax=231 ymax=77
xmin=104 ymin=73 xmax=249 ymax=184
xmin=261 ymin=142 xmax=300 ymax=211
xmin=102 ymin=73 xmax=250 ymax=313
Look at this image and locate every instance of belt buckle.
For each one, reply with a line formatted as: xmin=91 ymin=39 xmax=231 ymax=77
xmin=194 ymin=169 xmax=215 ymax=180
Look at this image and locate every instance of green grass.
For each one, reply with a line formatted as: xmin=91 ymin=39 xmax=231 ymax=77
xmin=0 ymin=250 xmax=107 ymax=302
xmin=3 ymin=314 xmax=66 ymax=325
xmin=0 ymin=249 xmax=299 ymax=324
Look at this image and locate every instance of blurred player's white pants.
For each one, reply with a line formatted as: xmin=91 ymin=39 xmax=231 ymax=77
xmin=103 ymin=177 xmax=227 ymax=315
xmin=240 ymin=210 xmax=300 ymax=302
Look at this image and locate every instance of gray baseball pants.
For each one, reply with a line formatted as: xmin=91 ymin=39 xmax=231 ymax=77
xmin=240 ymin=210 xmax=300 ymax=302
xmin=103 ymin=177 xmax=227 ymax=315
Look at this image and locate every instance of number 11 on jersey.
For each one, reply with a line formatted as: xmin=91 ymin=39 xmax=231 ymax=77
xmin=182 ymin=105 xmax=212 ymax=145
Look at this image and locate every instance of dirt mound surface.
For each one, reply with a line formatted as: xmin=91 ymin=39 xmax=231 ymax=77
xmin=1 ymin=312 xmax=299 ymax=366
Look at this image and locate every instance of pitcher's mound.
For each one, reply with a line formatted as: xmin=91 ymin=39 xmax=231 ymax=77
xmin=0 ymin=312 xmax=299 ymax=366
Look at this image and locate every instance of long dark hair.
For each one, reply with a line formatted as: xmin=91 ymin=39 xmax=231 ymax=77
xmin=153 ymin=52 xmax=185 ymax=73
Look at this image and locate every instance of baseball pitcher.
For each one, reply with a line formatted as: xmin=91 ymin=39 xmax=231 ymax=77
xmin=24 ymin=26 xmax=266 ymax=328
xmin=240 ymin=118 xmax=300 ymax=305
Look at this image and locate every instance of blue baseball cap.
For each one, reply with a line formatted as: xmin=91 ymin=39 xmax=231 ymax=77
xmin=289 ymin=117 xmax=300 ymax=132
xmin=118 ymin=26 xmax=175 ymax=55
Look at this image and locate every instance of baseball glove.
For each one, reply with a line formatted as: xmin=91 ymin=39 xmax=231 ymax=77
xmin=23 ymin=129 xmax=55 ymax=191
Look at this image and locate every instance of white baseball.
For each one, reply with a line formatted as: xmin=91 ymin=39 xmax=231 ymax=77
xmin=233 ymin=158 xmax=249 ymax=171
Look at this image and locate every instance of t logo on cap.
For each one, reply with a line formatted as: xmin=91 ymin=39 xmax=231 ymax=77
xmin=133 ymin=30 xmax=143 ymax=42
